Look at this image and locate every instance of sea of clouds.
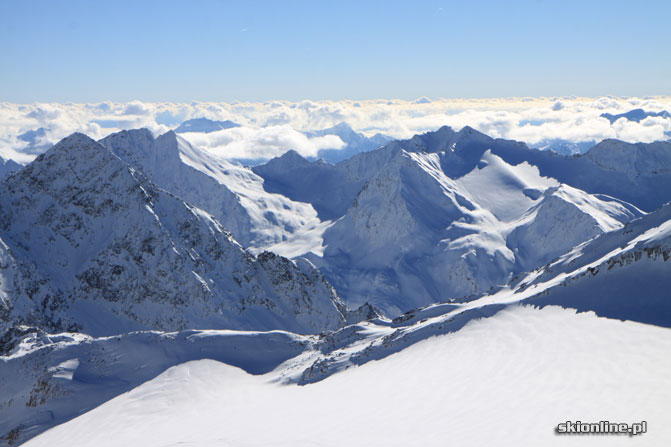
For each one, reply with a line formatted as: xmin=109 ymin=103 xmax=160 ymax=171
xmin=1 ymin=96 xmax=670 ymax=164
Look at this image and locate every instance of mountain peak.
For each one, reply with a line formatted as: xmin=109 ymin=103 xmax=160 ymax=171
xmin=174 ymin=117 xmax=240 ymax=133
xmin=457 ymin=125 xmax=489 ymax=139
xmin=59 ymin=131 xmax=97 ymax=145
xmin=100 ymin=128 xmax=185 ymax=172
xmin=17 ymin=126 xmax=48 ymax=144
xmin=36 ymin=132 xmax=114 ymax=167
xmin=13 ymin=132 xmax=142 ymax=207
xmin=100 ymin=128 xmax=156 ymax=152
xmin=116 ymin=127 xmax=154 ymax=138
xmin=414 ymin=96 xmax=432 ymax=104
xmin=0 ymin=155 xmax=23 ymax=179
xmin=584 ymin=138 xmax=671 ymax=179
xmin=331 ymin=122 xmax=353 ymax=131
xmin=156 ymin=129 xmax=179 ymax=146
xmin=274 ymin=149 xmax=310 ymax=166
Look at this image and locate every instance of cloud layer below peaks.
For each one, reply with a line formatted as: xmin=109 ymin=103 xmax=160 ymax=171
xmin=1 ymin=96 xmax=670 ymax=164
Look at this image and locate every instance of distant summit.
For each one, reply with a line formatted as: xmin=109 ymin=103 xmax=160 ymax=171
xmin=601 ymin=108 xmax=671 ymax=124
xmin=532 ymin=139 xmax=595 ymax=156
xmin=16 ymin=126 xmax=52 ymax=155
xmin=305 ymin=122 xmax=392 ymax=163
xmin=17 ymin=126 xmax=48 ymax=145
xmin=174 ymin=117 xmax=240 ymax=133
xmin=0 ymin=155 xmax=22 ymax=179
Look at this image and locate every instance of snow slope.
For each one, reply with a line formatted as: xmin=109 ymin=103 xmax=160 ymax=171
xmin=0 ymin=327 xmax=312 ymax=445
xmin=0 ymin=133 xmax=349 ymax=337
xmin=487 ymin=135 xmax=671 ymax=213
xmin=23 ymin=306 xmax=671 ymax=447
xmin=509 ymin=202 xmax=671 ymax=326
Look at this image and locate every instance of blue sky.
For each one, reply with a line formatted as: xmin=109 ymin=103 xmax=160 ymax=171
xmin=1 ymin=0 xmax=669 ymax=102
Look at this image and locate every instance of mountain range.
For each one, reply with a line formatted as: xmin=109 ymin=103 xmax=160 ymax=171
xmin=305 ymin=122 xmax=393 ymax=163
xmin=253 ymin=125 xmax=669 ymax=313
xmin=1 ymin=124 xmax=670 ymax=445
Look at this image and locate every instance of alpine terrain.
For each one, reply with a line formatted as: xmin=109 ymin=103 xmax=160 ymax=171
xmin=1 ymin=124 xmax=670 ymax=447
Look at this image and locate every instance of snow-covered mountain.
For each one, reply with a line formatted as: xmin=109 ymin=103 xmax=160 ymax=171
xmin=27 ymin=125 xmax=663 ymax=318
xmin=2 ymin=124 xmax=671 ymax=446
xmin=507 ymin=202 xmax=671 ymax=326
xmin=9 ymin=242 xmax=671 ymax=446
xmin=314 ymin=150 xmax=641 ymax=314
xmin=266 ymin=203 xmax=671 ymax=388
xmin=260 ymin=128 xmax=668 ymax=210
xmin=0 ymin=133 xmax=352 ymax=338
xmin=4 ymin=200 xmax=670 ymax=443
xmin=7 ymin=202 xmax=670 ymax=444
xmin=254 ymin=126 xmax=658 ymax=315
xmin=100 ymin=129 xmax=328 ymax=256
xmin=305 ymin=122 xmax=392 ymax=163
xmin=0 ymin=327 xmax=313 ymax=445
xmin=532 ymin=138 xmax=595 ymax=155
xmin=174 ymin=117 xmax=240 ymax=133
xmin=252 ymin=150 xmax=364 ymax=221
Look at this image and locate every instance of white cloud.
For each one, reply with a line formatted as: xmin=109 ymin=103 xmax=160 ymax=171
xmin=180 ymin=125 xmax=345 ymax=160
xmin=123 ymin=100 xmax=152 ymax=116
xmin=1 ymin=96 xmax=670 ymax=164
